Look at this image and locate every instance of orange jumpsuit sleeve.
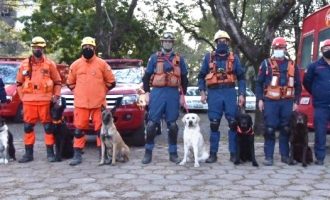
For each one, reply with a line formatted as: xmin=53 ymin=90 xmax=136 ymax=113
xmin=103 ymin=63 xmax=116 ymax=90
xmin=49 ymin=61 xmax=62 ymax=96
xmin=16 ymin=61 xmax=27 ymax=100
xmin=67 ymin=63 xmax=77 ymax=90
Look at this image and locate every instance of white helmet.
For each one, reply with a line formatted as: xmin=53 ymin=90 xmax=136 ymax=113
xmin=213 ymin=30 xmax=230 ymax=42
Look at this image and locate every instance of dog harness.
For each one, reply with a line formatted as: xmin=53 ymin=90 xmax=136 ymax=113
xmin=237 ymin=126 xmax=254 ymax=136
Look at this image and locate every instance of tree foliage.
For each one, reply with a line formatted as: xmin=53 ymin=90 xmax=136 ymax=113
xmin=19 ymin=0 xmax=160 ymax=64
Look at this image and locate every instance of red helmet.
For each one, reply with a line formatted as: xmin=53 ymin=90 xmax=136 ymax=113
xmin=321 ymin=39 xmax=330 ymax=48
xmin=271 ymin=37 xmax=287 ymax=48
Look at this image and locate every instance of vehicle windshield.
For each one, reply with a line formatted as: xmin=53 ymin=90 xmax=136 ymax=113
xmin=0 ymin=63 xmax=19 ymax=84
xmin=112 ymin=67 xmax=143 ymax=84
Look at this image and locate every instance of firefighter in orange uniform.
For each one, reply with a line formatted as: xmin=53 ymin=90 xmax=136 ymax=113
xmin=16 ymin=36 xmax=62 ymax=163
xmin=67 ymin=37 xmax=116 ymax=166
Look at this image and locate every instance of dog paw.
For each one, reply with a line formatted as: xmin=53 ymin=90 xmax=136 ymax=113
xmin=252 ymin=162 xmax=259 ymax=167
xmin=302 ymin=163 xmax=307 ymax=167
xmin=234 ymin=161 xmax=240 ymax=165
xmin=4 ymin=159 xmax=8 ymax=164
xmin=179 ymin=161 xmax=186 ymax=166
xmin=98 ymin=162 xmax=104 ymax=166
xmin=194 ymin=163 xmax=200 ymax=167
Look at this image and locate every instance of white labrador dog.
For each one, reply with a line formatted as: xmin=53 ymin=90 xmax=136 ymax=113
xmin=180 ymin=113 xmax=209 ymax=167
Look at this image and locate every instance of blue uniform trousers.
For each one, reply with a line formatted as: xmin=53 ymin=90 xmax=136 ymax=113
xmin=314 ymin=107 xmax=330 ymax=161
xmin=207 ymin=87 xmax=237 ymax=154
xmin=263 ymin=99 xmax=293 ymax=159
xmin=145 ymin=87 xmax=180 ymax=153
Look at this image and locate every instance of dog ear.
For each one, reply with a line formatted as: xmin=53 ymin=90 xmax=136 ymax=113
xmin=196 ymin=114 xmax=200 ymax=123
xmin=182 ymin=114 xmax=187 ymax=124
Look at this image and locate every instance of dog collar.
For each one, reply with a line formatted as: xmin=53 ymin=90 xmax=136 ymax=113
xmin=52 ymin=116 xmax=64 ymax=124
xmin=237 ymin=126 xmax=254 ymax=135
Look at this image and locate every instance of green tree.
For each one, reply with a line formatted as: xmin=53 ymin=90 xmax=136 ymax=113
xmin=19 ymin=0 xmax=160 ymax=64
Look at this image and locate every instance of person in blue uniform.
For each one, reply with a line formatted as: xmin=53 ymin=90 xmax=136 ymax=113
xmin=0 ymin=77 xmax=7 ymax=104
xmin=197 ymin=30 xmax=246 ymax=163
xmin=256 ymin=37 xmax=302 ymax=166
xmin=141 ymin=32 xmax=189 ymax=164
xmin=303 ymin=39 xmax=330 ymax=166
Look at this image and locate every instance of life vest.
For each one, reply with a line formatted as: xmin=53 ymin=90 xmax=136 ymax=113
xmin=21 ymin=57 xmax=54 ymax=94
xmin=205 ymin=52 xmax=236 ymax=87
xmin=150 ymin=52 xmax=181 ymax=87
xmin=264 ymin=59 xmax=295 ymax=100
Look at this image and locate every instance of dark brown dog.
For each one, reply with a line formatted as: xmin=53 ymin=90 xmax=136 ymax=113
xmin=234 ymin=113 xmax=258 ymax=167
xmin=289 ymin=111 xmax=313 ymax=167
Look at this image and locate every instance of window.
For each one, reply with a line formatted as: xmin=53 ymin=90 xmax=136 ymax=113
xmin=301 ymin=35 xmax=314 ymax=69
xmin=318 ymin=28 xmax=330 ymax=58
xmin=0 ymin=64 xmax=19 ymax=84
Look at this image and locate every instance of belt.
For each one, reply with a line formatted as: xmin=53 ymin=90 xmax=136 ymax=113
xmin=208 ymin=83 xmax=235 ymax=89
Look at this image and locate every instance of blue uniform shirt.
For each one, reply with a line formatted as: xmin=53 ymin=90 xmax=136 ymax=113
xmin=303 ymin=57 xmax=330 ymax=108
xmin=256 ymin=58 xmax=302 ymax=103
xmin=0 ymin=77 xmax=7 ymax=103
xmin=197 ymin=52 xmax=246 ymax=95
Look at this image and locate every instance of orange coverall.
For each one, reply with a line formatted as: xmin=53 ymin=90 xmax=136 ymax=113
xmin=16 ymin=56 xmax=62 ymax=145
xmin=67 ymin=55 xmax=116 ymax=149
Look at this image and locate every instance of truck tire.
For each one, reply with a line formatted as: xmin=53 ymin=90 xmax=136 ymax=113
xmin=124 ymin=125 xmax=145 ymax=147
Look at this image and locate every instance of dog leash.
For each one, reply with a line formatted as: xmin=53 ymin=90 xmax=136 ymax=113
xmin=162 ymin=55 xmax=189 ymax=113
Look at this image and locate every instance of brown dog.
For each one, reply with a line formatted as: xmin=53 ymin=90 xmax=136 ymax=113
xmin=99 ymin=109 xmax=130 ymax=165
xmin=289 ymin=111 xmax=313 ymax=167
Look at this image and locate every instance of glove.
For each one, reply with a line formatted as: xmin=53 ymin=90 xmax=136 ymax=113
xmin=52 ymin=95 xmax=60 ymax=104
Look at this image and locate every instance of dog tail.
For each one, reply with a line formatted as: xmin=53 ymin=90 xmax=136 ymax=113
xmin=199 ymin=150 xmax=209 ymax=162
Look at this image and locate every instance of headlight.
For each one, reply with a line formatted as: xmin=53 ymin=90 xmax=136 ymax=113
xmin=299 ymin=97 xmax=310 ymax=105
xmin=121 ymin=94 xmax=138 ymax=105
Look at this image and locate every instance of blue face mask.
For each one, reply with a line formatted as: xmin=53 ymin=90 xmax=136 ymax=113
xmin=216 ymin=42 xmax=229 ymax=54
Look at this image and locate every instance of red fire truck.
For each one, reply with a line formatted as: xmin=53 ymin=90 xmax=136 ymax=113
xmin=296 ymin=4 xmax=330 ymax=130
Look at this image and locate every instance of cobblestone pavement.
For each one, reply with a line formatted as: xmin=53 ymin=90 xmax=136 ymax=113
xmin=1 ymin=137 xmax=330 ymax=200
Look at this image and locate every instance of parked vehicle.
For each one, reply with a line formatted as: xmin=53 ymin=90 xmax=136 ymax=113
xmin=0 ymin=58 xmax=23 ymax=122
xmin=61 ymin=59 xmax=146 ymax=146
xmin=183 ymin=86 xmax=256 ymax=112
xmin=0 ymin=57 xmax=69 ymax=122
xmin=296 ymin=4 xmax=330 ymax=130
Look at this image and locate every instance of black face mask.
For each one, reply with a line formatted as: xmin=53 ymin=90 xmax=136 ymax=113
xmin=216 ymin=42 xmax=229 ymax=54
xmin=33 ymin=49 xmax=42 ymax=58
xmin=82 ymin=48 xmax=94 ymax=59
xmin=323 ymin=50 xmax=330 ymax=59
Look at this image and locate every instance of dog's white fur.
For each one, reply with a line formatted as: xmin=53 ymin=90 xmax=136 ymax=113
xmin=180 ymin=113 xmax=209 ymax=167
xmin=0 ymin=123 xmax=9 ymax=164
xmin=99 ymin=110 xmax=130 ymax=166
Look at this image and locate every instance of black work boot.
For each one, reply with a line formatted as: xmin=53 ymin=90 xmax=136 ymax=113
xmin=46 ymin=145 xmax=56 ymax=162
xmin=19 ymin=145 xmax=34 ymax=163
xmin=230 ymin=153 xmax=236 ymax=163
xmin=142 ymin=149 xmax=152 ymax=164
xmin=69 ymin=148 xmax=82 ymax=166
xmin=206 ymin=152 xmax=217 ymax=163
xmin=169 ymin=152 xmax=180 ymax=164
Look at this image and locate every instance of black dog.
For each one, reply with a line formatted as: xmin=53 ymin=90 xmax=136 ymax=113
xmin=0 ymin=116 xmax=15 ymax=163
xmin=50 ymin=98 xmax=73 ymax=161
xmin=289 ymin=111 xmax=313 ymax=167
xmin=234 ymin=113 xmax=258 ymax=167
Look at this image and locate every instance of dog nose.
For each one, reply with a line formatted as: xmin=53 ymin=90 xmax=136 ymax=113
xmin=188 ymin=121 xmax=193 ymax=126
